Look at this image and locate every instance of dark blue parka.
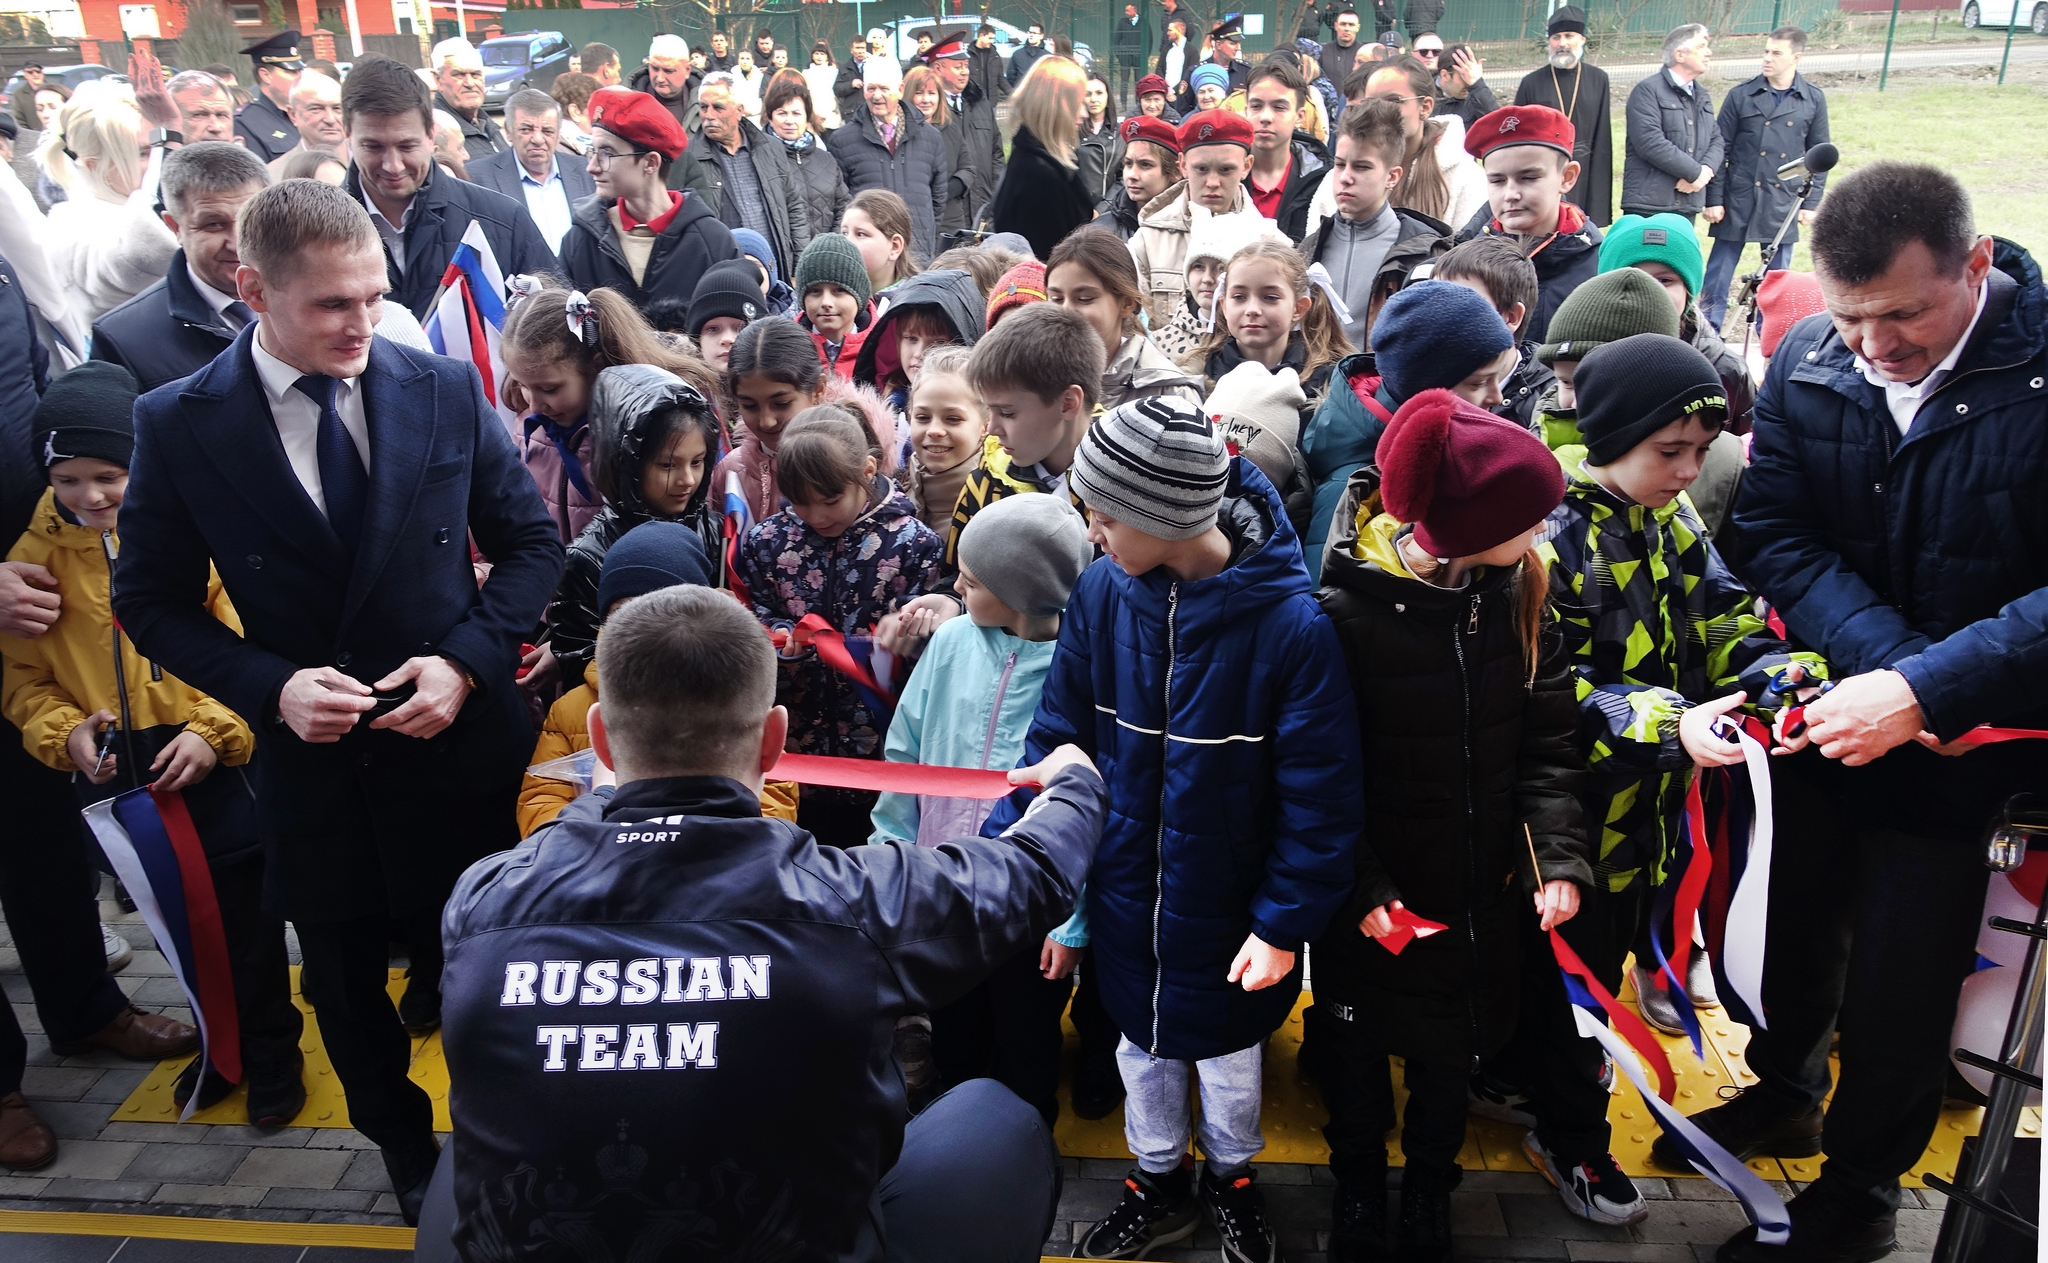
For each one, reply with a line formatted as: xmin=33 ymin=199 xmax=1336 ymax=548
xmin=984 ymin=459 xmax=1365 ymax=1061
xmin=1721 ymin=239 xmax=2048 ymax=839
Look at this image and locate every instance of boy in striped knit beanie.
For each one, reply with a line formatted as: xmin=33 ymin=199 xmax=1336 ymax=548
xmin=983 ymin=396 xmax=1365 ymax=1263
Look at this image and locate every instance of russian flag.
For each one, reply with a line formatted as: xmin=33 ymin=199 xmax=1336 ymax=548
xmin=723 ymin=470 xmax=753 ymax=603
xmin=83 ymin=788 xmax=240 ymax=1120
xmin=423 ymin=221 xmax=515 ymax=436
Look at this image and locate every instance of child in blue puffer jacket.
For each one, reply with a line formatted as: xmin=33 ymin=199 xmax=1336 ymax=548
xmin=870 ymin=492 xmax=1097 ymax=1126
xmin=982 ymin=396 xmax=1365 ymax=1263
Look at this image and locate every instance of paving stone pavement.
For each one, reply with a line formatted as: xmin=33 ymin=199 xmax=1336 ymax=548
xmin=0 ymin=884 xmax=1957 ymax=1257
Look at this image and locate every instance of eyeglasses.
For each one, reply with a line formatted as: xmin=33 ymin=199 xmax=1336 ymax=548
xmin=1415 ymin=47 xmax=1442 ymax=58
xmin=587 ymin=144 xmax=648 ymax=167
xmin=1370 ymin=92 xmax=1427 ymax=105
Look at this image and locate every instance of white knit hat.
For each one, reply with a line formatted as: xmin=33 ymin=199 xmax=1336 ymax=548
xmin=1183 ymin=210 xmax=1292 ymax=270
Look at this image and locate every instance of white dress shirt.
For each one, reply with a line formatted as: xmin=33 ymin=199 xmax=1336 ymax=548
xmin=362 ymin=187 xmax=410 ymax=275
xmin=187 ymin=263 xmax=250 ymax=331
xmin=1854 ymin=280 xmax=1989 ymax=437
xmin=250 ymin=327 xmax=372 ymax=518
xmin=519 ymin=157 xmax=574 ymax=255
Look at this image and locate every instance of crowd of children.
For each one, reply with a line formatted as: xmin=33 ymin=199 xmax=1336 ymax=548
xmin=2 ymin=95 xmax=1890 ymax=1263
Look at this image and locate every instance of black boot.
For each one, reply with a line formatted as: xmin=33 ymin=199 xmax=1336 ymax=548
xmin=1715 ymin=1179 xmax=1897 ymax=1263
xmin=1328 ymin=1163 xmax=1390 ymax=1263
xmin=1397 ymin=1162 xmax=1461 ymax=1263
xmin=382 ymin=1137 xmax=441 ymax=1228
xmin=398 ymin=969 xmax=441 ymax=1036
xmin=1072 ymin=1045 xmax=1126 ymax=1120
xmin=1650 ymin=1085 xmax=1822 ymax=1169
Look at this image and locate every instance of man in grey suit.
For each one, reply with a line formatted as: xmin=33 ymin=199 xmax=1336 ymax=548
xmin=464 ymin=89 xmax=594 ymax=256
xmin=1621 ymin=24 xmax=1724 ymax=222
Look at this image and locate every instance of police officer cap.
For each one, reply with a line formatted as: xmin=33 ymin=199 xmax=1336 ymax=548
xmin=242 ymin=29 xmax=304 ymax=69
xmin=1209 ymin=13 xmax=1244 ymax=40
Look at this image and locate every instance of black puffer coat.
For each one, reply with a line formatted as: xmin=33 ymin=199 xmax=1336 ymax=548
xmin=781 ymin=130 xmax=852 ymax=238
xmin=1312 ymin=467 xmax=1593 ymax=1066
xmin=545 ymin=366 xmax=723 ymax=680
xmin=828 ymin=104 xmax=951 ymax=259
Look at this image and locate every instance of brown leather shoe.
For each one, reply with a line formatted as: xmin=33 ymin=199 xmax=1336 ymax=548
xmin=50 ymin=1005 xmax=200 ymax=1060
xmin=0 ymin=1093 xmax=55 ymax=1170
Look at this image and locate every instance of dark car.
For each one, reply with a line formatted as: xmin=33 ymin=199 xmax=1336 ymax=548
xmin=4 ymin=62 xmax=123 ymax=99
xmin=480 ymin=30 xmax=572 ymax=111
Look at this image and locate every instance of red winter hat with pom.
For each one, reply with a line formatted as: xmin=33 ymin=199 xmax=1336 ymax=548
xmin=1378 ymin=389 xmax=1565 ymax=559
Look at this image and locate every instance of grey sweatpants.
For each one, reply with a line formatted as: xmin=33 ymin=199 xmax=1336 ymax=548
xmin=1117 ymin=1035 xmax=1266 ymax=1176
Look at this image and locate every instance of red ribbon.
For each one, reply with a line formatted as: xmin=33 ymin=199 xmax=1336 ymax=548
xmin=1953 ymin=727 xmax=2048 ymax=746
xmin=768 ymin=752 xmax=1033 ymax=799
xmin=151 ymin=788 xmax=243 ymax=1085
xmin=1670 ymin=773 xmax=1715 ymax=1003
xmin=1551 ymin=927 xmax=1677 ymax=1103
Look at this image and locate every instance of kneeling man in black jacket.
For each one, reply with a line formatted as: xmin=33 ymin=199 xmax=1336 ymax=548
xmin=423 ymin=584 xmax=1104 ymax=1263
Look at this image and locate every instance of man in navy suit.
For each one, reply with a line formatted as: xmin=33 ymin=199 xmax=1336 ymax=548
xmin=463 ymin=89 xmax=593 ymax=256
xmin=112 ymin=179 xmax=564 ymax=1223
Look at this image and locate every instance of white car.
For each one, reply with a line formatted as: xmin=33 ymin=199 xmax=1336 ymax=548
xmin=1960 ymin=0 xmax=2047 ymax=36
xmin=880 ymin=15 xmax=1095 ymax=73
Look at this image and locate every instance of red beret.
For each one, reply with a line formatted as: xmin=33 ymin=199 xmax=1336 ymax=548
xmin=1136 ymin=73 xmax=1170 ymax=98
xmin=1379 ymin=389 xmax=1564 ymax=559
xmin=1463 ymin=104 xmax=1575 ymax=161
xmin=588 ymin=86 xmax=687 ymax=161
xmin=1120 ymin=114 xmax=1181 ymax=154
xmin=1177 ymin=109 xmax=1253 ymax=153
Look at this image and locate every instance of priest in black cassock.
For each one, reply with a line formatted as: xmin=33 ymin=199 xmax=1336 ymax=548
xmin=1514 ymin=6 xmax=1612 ymax=224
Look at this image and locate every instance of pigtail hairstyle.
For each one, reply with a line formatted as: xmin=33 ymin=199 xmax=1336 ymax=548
xmin=1181 ymin=240 xmax=1356 ymax=380
xmin=500 ymin=284 xmax=711 ymax=418
xmin=775 ymin=407 xmax=887 ymax=511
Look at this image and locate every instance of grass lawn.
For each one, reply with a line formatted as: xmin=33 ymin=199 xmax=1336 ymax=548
xmin=1605 ymin=71 xmax=2048 ymax=279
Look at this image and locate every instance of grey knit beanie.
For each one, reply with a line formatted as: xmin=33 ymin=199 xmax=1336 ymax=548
xmin=794 ymin=232 xmax=873 ymax=310
xmin=1069 ymin=396 xmax=1230 ymax=542
xmin=957 ymin=494 xmax=1093 ymax=617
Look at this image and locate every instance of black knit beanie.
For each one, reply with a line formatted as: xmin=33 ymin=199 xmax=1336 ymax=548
xmin=687 ymin=260 xmax=768 ymax=338
xmin=1573 ymin=334 xmax=1727 ymax=466
xmin=38 ymin=362 xmax=139 ymax=469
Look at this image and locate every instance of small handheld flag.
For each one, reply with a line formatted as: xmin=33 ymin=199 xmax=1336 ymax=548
xmin=423 ymin=222 xmax=516 ymax=436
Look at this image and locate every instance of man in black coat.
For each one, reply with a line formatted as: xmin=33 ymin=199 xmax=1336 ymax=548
xmin=629 ymin=34 xmax=700 ymax=134
xmin=416 ymin=585 xmax=1097 ymax=1261
xmin=1698 ymin=26 xmax=1829 ymax=329
xmin=686 ymin=73 xmax=811 ymax=277
xmin=113 ymin=178 xmax=562 ymax=1224
xmin=430 ymin=37 xmax=508 ymax=163
xmin=1007 ymin=22 xmax=1052 ymax=88
xmin=1621 ymin=25 xmax=1724 ymax=220
xmin=1320 ymin=8 xmax=1367 ymax=90
xmin=828 ymin=57 xmax=950 ymax=259
xmin=968 ymin=25 xmax=1009 ymax=103
xmin=92 ymin=142 xmax=273 ymax=392
xmin=338 ymin=57 xmax=557 ymax=320
xmin=1514 ymin=6 xmax=1613 ymax=225
xmin=233 ymin=30 xmax=304 ymax=162
xmin=560 ymin=86 xmax=742 ymax=310
xmin=1706 ymin=163 xmax=2048 ymax=1263
xmin=925 ymin=29 xmax=1004 ymax=235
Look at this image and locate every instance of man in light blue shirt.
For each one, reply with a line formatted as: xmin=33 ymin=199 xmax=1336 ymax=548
xmin=464 ymin=89 xmax=594 ymax=255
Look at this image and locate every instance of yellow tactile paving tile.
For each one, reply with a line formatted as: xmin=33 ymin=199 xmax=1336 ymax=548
xmin=113 ymin=967 xmax=452 ymax=1132
xmin=112 ymin=976 xmax=2014 ymax=1186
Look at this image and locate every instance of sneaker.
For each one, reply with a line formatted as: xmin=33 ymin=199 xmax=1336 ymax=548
xmin=1466 ymin=1065 xmax=1536 ymax=1127
xmin=1598 ymin=1051 xmax=1616 ymax=1093
xmin=1396 ymin=1163 xmax=1459 ymax=1263
xmin=1633 ymin=965 xmax=1687 ymax=1036
xmin=244 ymin=1053 xmax=308 ymax=1128
xmin=1202 ymin=1165 xmax=1278 ymax=1263
xmin=1327 ymin=1166 xmax=1389 ymax=1263
xmin=1079 ymin=1163 xmax=1199 ymax=1259
xmin=1650 ymin=1085 xmax=1824 ymax=1171
xmin=101 ymin=924 xmax=132 ymax=973
xmin=1523 ymin=1132 xmax=1648 ymax=1225
xmin=1687 ymin=949 xmax=1720 ymax=1007
xmin=170 ymin=1056 xmax=236 ymax=1113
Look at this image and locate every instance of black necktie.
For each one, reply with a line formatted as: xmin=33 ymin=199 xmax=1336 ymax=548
xmin=292 ymin=374 xmax=369 ymax=550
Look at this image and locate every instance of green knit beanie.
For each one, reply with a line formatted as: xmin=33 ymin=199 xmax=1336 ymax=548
xmin=1598 ymin=212 xmax=1705 ymax=299
xmin=1537 ymin=267 xmax=1681 ymax=366
xmin=794 ymin=232 xmax=873 ymax=311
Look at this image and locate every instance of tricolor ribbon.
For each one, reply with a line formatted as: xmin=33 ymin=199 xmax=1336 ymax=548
xmin=722 ymin=471 xmax=753 ymax=603
xmin=772 ymin=614 xmax=903 ymax=720
xmin=1550 ymin=927 xmax=1676 ymax=1103
xmin=1709 ymin=719 xmax=1775 ymax=1032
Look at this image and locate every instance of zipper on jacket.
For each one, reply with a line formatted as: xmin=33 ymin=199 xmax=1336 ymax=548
xmin=1149 ymin=582 xmax=1180 ymax=1055
xmin=980 ymin=650 xmax=1019 ymax=770
xmin=1453 ymin=591 xmax=1483 ymax=1073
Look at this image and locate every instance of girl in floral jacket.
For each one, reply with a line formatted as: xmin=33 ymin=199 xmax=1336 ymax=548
xmin=735 ymin=407 xmax=944 ymax=846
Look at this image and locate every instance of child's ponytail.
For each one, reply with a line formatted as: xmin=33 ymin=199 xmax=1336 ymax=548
xmin=1513 ymin=548 xmax=1551 ymax=685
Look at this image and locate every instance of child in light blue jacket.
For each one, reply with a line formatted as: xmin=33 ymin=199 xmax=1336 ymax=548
xmin=870 ymin=492 xmax=1098 ymax=1125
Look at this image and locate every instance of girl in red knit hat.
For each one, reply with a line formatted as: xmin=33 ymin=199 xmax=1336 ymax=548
xmin=1304 ymin=388 xmax=1594 ymax=1263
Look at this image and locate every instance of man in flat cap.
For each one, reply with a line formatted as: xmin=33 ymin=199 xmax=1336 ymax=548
xmin=235 ymin=29 xmax=303 ymax=162
xmin=1514 ymin=5 xmax=1613 ymax=224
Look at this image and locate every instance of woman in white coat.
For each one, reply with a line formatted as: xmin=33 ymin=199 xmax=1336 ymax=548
xmin=35 ymin=81 xmax=176 ymax=324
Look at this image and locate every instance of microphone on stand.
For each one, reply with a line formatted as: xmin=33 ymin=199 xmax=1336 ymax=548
xmin=1775 ymin=142 xmax=1839 ymax=183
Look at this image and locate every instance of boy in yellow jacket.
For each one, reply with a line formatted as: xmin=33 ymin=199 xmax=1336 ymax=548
xmin=0 ymin=364 xmax=304 ymax=1127
xmin=518 ymin=520 xmax=798 ymax=835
